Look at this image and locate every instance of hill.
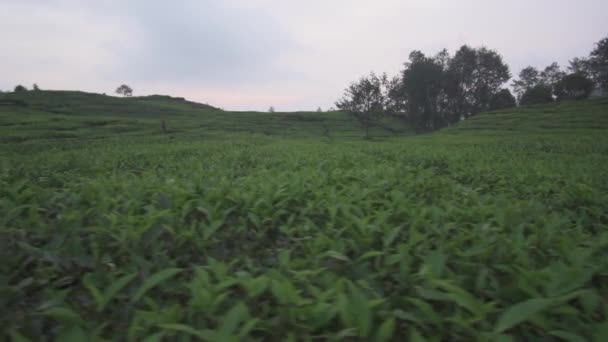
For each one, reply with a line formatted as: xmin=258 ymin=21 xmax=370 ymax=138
xmin=0 ymin=90 xmax=412 ymax=144
xmin=1 ymin=93 xmax=607 ymax=341
xmin=446 ymin=98 xmax=608 ymax=134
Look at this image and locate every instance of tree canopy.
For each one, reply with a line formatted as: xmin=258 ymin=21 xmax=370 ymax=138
xmin=336 ymin=35 xmax=607 ymax=134
xmin=520 ymin=84 xmax=554 ymax=106
xmin=336 ymin=72 xmax=396 ymax=139
xmin=489 ymin=89 xmax=517 ymax=111
xmin=589 ymin=37 xmax=608 ymax=89
xmin=555 ymin=73 xmax=595 ymax=101
xmin=115 ymin=84 xmax=133 ymax=97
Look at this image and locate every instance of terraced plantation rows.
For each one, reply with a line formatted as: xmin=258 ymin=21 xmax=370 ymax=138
xmin=0 ymin=91 xmax=411 ymax=144
xmin=1 ymin=92 xmax=608 ymax=341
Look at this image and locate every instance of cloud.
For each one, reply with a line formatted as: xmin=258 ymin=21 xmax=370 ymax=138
xmin=114 ymin=1 xmax=298 ymax=85
xmin=0 ymin=0 xmax=129 ymax=91
xmin=1 ymin=0 xmax=607 ymax=110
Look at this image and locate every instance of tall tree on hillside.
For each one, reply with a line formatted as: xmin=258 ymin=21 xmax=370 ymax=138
xmin=489 ymin=89 xmax=517 ymax=110
xmin=554 ymin=73 xmax=595 ymax=100
xmin=539 ymin=62 xmax=566 ymax=96
xmin=513 ymin=63 xmax=567 ymax=101
xmin=116 ymin=84 xmax=133 ymax=97
xmin=472 ymin=47 xmax=512 ymax=111
xmin=336 ymin=72 xmax=391 ymax=139
xmin=14 ymin=85 xmax=27 ymax=92
xmin=446 ymin=45 xmax=511 ymax=118
xmin=401 ymin=51 xmax=447 ymax=131
xmin=588 ymin=36 xmax=608 ymax=89
xmin=520 ymin=84 xmax=554 ymax=106
xmin=32 ymin=83 xmax=40 ymax=91
xmin=568 ymin=57 xmax=592 ymax=78
xmin=443 ymin=46 xmax=475 ymax=119
xmin=512 ymin=66 xmax=540 ymax=99
xmin=383 ymin=74 xmax=405 ymax=114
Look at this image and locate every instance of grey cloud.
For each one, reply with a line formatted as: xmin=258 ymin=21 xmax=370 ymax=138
xmin=1 ymin=0 xmax=607 ymax=111
xmin=113 ymin=1 xmax=296 ymax=85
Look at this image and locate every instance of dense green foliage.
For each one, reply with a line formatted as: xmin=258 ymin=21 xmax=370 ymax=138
xmin=338 ymin=46 xmax=511 ymax=132
xmin=14 ymin=84 xmax=28 ymax=92
xmin=519 ymin=85 xmax=554 ymax=106
xmin=589 ymin=37 xmax=608 ymax=89
xmin=488 ymin=89 xmax=516 ymax=111
xmin=512 ymin=36 xmax=608 ymax=105
xmin=555 ymin=74 xmax=595 ymax=101
xmin=335 ymin=73 xmax=398 ymax=139
xmin=1 ymin=92 xmax=608 ymax=341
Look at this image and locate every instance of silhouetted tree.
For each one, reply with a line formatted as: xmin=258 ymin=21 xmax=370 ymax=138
xmin=540 ymin=62 xmax=566 ymax=96
xmin=446 ymin=45 xmax=511 ymax=117
xmin=513 ymin=63 xmax=565 ymax=101
xmin=520 ymin=84 xmax=554 ymax=106
xmin=336 ymin=72 xmax=391 ymax=139
xmin=268 ymin=106 xmax=275 ymax=113
xmin=512 ymin=67 xmax=540 ymax=99
xmin=588 ymin=36 xmax=608 ymax=89
xmin=383 ymin=73 xmax=405 ymax=114
xmin=555 ymin=73 xmax=594 ymax=100
xmin=489 ymin=89 xmax=516 ymax=110
xmin=400 ymin=51 xmax=447 ymax=131
xmin=14 ymin=85 xmax=27 ymax=92
xmin=568 ymin=57 xmax=592 ymax=78
xmin=115 ymin=84 xmax=133 ymax=97
xmin=32 ymin=84 xmax=40 ymax=91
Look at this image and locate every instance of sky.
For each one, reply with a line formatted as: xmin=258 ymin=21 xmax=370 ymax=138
xmin=1 ymin=0 xmax=607 ymax=111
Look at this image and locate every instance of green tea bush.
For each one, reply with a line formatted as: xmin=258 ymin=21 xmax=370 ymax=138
xmin=1 ymin=97 xmax=607 ymax=341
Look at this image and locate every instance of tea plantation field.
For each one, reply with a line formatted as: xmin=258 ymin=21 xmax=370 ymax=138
xmin=1 ymin=92 xmax=608 ymax=341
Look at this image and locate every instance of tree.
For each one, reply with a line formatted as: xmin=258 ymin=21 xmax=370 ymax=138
xmin=32 ymin=83 xmax=40 ymax=91
xmin=400 ymin=51 xmax=447 ymax=131
xmin=539 ymin=62 xmax=566 ymax=96
xmin=554 ymin=73 xmax=594 ymax=100
xmin=489 ymin=89 xmax=516 ymax=110
xmin=268 ymin=106 xmax=275 ymax=113
xmin=446 ymin=45 xmax=511 ymax=117
xmin=512 ymin=66 xmax=540 ymax=98
xmin=588 ymin=36 xmax=608 ymax=89
xmin=568 ymin=57 xmax=592 ymax=78
xmin=519 ymin=84 xmax=554 ymax=106
xmin=336 ymin=72 xmax=391 ymax=139
xmin=512 ymin=63 xmax=565 ymax=101
xmin=115 ymin=84 xmax=133 ymax=97
xmin=14 ymin=85 xmax=27 ymax=92
xmin=539 ymin=62 xmax=565 ymax=85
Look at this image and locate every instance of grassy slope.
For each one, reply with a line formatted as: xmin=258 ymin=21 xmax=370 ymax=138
xmin=446 ymin=98 xmax=608 ymax=134
xmin=0 ymin=90 xmax=412 ymax=144
xmin=1 ymin=93 xmax=608 ymax=340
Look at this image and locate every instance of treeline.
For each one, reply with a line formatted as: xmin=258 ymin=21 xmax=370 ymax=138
xmin=337 ymin=36 xmax=608 ymax=134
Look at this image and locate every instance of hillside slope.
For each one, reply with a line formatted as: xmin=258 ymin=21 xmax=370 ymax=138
xmin=445 ymin=98 xmax=608 ymax=134
xmin=0 ymin=90 xmax=412 ymax=143
xmin=1 ymin=93 xmax=607 ymax=340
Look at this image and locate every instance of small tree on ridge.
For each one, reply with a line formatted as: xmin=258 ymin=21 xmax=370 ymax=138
xmin=116 ymin=84 xmax=133 ymax=97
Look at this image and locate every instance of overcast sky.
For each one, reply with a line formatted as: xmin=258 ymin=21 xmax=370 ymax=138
xmin=1 ymin=0 xmax=606 ymax=111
